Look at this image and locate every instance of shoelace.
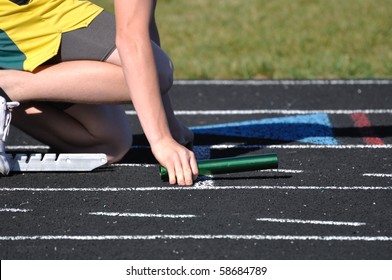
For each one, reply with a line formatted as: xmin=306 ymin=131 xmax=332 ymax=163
xmin=2 ymin=101 xmax=19 ymax=142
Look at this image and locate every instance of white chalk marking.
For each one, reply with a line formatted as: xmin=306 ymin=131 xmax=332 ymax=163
xmin=256 ymin=218 xmax=366 ymax=227
xmin=1 ymin=185 xmax=392 ymax=192
xmin=0 ymin=208 xmax=32 ymax=213
xmin=5 ymin=145 xmax=50 ymax=150
xmin=210 ymin=144 xmax=392 ymax=149
xmin=260 ymin=169 xmax=304 ymax=174
xmin=6 ymin=144 xmax=392 ymax=153
xmin=363 ymin=173 xmax=392 ymax=178
xmin=173 ymin=79 xmax=392 ymax=86
xmin=194 ymin=175 xmax=215 ymax=188
xmin=89 ymin=212 xmax=197 ymax=218
xmin=130 ymin=144 xmax=392 ymax=150
xmin=111 ymin=163 xmax=156 ymax=167
xmin=0 ymin=234 xmax=391 ymax=241
xmin=125 ymin=109 xmax=392 ymax=116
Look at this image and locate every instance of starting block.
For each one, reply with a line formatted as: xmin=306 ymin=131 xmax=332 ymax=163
xmin=6 ymin=153 xmax=107 ymax=172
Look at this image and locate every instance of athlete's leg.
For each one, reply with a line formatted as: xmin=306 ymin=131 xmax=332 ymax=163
xmin=11 ymin=102 xmax=132 ymax=163
xmin=1 ymin=44 xmax=173 ymax=104
xmin=0 ymin=61 xmax=128 ymax=104
xmin=0 ymin=62 xmax=133 ymax=164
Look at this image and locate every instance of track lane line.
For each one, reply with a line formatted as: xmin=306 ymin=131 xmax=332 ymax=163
xmin=1 ymin=234 xmax=391 ymax=241
xmin=173 ymin=79 xmax=392 ymax=86
xmin=1 ymin=185 xmax=392 ymax=192
xmin=256 ymin=218 xmax=366 ymax=227
xmin=363 ymin=173 xmax=392 ymax=178
xmin=0 ymin=208 xmax=32 ymax=213
xmin=89 ymin=212 xmax=198 ymax=218
xmin=125 ymin=109 xmax=392 ymax=115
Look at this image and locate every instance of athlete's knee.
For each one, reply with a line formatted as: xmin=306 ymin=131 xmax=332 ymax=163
xmin=0 ymin=70 xmax=29 ymax=100
xmin=159 ymin=58 xmax=174 ymax=94
xmin=153 ymin=43 xmax=174 ymax=93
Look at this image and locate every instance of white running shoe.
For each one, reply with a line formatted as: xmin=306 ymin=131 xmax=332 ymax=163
xmin=0 ymin=96 xmax=19 ymax=175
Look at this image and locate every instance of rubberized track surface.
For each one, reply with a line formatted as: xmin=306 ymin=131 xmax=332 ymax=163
xmin=1 ymin=80 xmax=392 ymax=260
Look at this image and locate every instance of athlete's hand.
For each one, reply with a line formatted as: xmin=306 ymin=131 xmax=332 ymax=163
xmin=151 ymin=137 xmax=198 ymax=185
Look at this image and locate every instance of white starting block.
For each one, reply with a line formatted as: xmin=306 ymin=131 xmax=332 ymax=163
xmin=6 ymin=153 xmax=108 ymax=172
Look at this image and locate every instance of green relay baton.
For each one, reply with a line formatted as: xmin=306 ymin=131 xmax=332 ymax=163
xmin=159 ymin=153 xmax=278 ymax=181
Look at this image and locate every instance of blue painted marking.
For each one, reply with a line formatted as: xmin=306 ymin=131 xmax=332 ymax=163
xmin=191 ymin=113 xmax=338 ymax=145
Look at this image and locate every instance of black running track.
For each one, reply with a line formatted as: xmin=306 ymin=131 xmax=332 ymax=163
xmin=1 ymin=80 xmax=392 ymax=260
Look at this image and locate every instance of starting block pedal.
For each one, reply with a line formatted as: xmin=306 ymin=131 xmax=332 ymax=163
xmin=6 ymin=153 xmax=108 ymax=172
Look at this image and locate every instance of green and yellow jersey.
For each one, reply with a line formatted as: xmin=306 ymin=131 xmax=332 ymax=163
xmin=0 ymin=0 xmax=103 ymax=71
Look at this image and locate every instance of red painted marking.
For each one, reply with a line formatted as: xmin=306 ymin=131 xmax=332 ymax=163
xmin=351 ymin=113 xmax=384 ymax=145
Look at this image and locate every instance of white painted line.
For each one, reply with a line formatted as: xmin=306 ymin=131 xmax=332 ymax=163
xmin=173 ymin=79 xmax=392 ymax=86
xmin=0 ymin=234 xmax=391 ymax=241
xmin=5 ymin=144 xmax=391 ymax=159
xmin=111 ymin=163 xmax=156 ymax=168
xmin=260 ymin=169 xmax=304 ymax=174
xmin=89 ymin=212 xmax=197 ymax=218
xmin=5 ymin=145 xmax=50 ymax=150
xmin=130 ymin=144 xmax=392 ymax=150
xmin=363 ymin=173 xmax=392 ymax=178
xmin=256 ymin=218 xmax=366 ymax=227
xmin=125 ymin=109 xmax=392 ymax=116
xmin=210 ymin=144 xmax=392 ymax=149
xmin=1 ymin=185 xmax=392 ymax=192
xmin=0 ymin=208 xmax=32 ymax=213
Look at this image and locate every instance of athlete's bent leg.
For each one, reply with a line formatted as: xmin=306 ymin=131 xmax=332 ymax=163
xmin=11 ymin=103 xmax=132 ymax=163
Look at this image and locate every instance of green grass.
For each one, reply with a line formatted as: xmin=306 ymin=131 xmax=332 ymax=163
xmin=91 ymin=0 xmax=392 ymax=79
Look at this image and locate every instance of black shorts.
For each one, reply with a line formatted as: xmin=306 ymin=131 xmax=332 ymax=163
xmin=46 ymin=10 xmax=116 ymax=64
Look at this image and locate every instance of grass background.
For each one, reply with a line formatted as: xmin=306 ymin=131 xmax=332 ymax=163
xmin=91 ymin=0 xmax=392 ymax=79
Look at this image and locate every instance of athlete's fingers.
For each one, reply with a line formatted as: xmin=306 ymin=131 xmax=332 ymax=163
xmin=181 ymin=151 xmax=198 ymax=184
xmin=167 ymin=164 xmax=177 ymax=185
xmin=189 ymin=152 xmax=199 ymax=181
xmin=174 ymin=159 xmax=185 ymax=186
xmin=179 ymin=149 xmax=198 ymax=186
xmin=181 ymin=157 xmax=193 ymax=186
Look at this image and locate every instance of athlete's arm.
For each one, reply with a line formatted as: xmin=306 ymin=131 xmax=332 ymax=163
xmin=113 ymin=0 xmax=198 ymax=185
